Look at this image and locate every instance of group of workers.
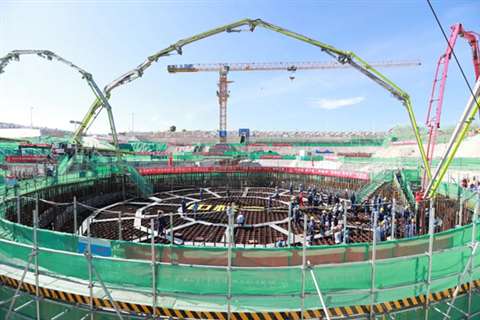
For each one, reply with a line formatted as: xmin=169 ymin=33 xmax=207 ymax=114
xmin=170 ymin=183 xmax=440 ymax=246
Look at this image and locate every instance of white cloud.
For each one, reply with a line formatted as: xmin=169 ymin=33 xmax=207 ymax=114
xmin=311 ymin=96 xmax=365 ymax=110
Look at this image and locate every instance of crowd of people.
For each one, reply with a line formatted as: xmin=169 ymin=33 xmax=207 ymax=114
xmin=168 ymin=182 xmax=450 ymax=247
xmin=461 ymin=176 xmax=480 ymax=191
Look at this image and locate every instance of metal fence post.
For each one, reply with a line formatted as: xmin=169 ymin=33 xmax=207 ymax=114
xmin=227 ymin=205 xmax=234 ymax=320
xmin=424 ymin=199 xmax=435 ymax=320
xmin=370 ymin=208 xmax=378 ymax=319
xmin=86 ymin=218 xmax=94 ymax=320
xmin=33 ymin=197 xmax=40 ymax=320
xmin=118 ymin=211 xmax=122 ymax=240
xmin=73 ymin=196 xmax=78 ymax=234
xmin=391 ymin=198 xmax=396 ymax=240
xmin=301 ymin=211 xmax=307 ymax=320
xmin=150 ymin=218 xmax=157 ymax=316
xmin=288 ymin=201 xmax=292 ymax=246
xmin=458 ymin=193 xmax=464 ymax=227
xmin=468 ymin=193 xmax=479 ymax=317
xmin=16 ymin=194 xmax=21 ymax=224
xmin=343 ymin=200 xmax=348 ymax=244
xmin=170 ymin=210 xmax=174 ymax=264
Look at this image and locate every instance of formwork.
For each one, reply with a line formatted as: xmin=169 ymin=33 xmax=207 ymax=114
xmin=0 ymin=167 xmax=479 ymax=320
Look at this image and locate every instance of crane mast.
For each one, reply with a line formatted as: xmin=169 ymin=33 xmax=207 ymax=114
xmin=168 ymin=60 xmax=421 ymax=143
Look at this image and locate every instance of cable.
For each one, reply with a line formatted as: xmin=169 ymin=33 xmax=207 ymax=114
xmin=426 ymin=0 xmax=480 ymax=112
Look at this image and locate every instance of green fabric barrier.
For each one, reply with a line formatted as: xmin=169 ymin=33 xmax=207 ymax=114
xmin=0 ymin=236 xmax=480 ymax=308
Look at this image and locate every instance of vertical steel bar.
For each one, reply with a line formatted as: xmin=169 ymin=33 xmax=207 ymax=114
xmin=170 ymin=210 xmax=174 ymax=264
xmin=424 ymin=199 xmax=435 ymax=320
xmin=459 ymin=194 xmax=464 ymax=227
xmin=308 ymin=265 xmax=331 ymax=320
xmin=301 ymin=211 xmax=307 ymax=320
xmin=5 ymin=253 xmax=34 ymax=320
xmin=121 ymin=175 xmax=126 ymax=200
xmin=370 ymin=208 xmax=378 ymax=319
xmin=118 ymin=211 xmax=122 ymax=240
xmin=16 ymin=194 xmax=21 ymax=224
xmin=150 ymin=218 xmax=157 ymax=316
xmin=391 ymin=198 xmax=396 ymax=240
xmin=468 ymin=193 xmax=479 ymax=318
xmin=343 ymin=200 xmax=348 ymax=244
xmin=288 ymin=202 xmax=292 ymax=246
xmin=87 ymin=218 xmax=94 ymax=320
xmin=33 ymin=197 xmax=40 ymax=320
xmin=227 ymin=205 xmax=233 ymax=320
xmin=73 ymin=196 xmax=78 ymax=234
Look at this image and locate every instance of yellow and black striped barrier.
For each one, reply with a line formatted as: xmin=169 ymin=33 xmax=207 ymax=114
xmin=0 ymin=274 xmax=476 ymax=319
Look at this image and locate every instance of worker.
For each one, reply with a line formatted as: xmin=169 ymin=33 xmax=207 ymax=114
xmin=293 ymin=205 xmax=301 ymax=223
xmin=181 ymin=198 xmax=187 ymax=214
xmin=275 ymin=238 xmax=286 ymax=247
xmin=157 ymin=217 xmax=165 ymax=237
xmin=298 ymin=192 xmax=304 ymax=207
xmin=236 ymin=212 xmax=245 ymax=226
xmin=334 ymin=228 xmax=342 ymax=244
xmin=307 ymin=192 xmax=314 ymax=206
xmin=192 ymin=201 xmax=199 ymax=218
xmin=350 ymin=191 xmax=356 ymax=207
xmin=289 ymin=182 xmax=294 ymax=195
xmin=273 ymin=186 xmax=280 ymax=199
xmin=307 ymin=216 xmax=316 ymax=236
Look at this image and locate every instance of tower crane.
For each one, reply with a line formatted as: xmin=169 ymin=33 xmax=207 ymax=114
xmin=167 ymin=60 xmax=421 ymax=143
xmin=422 ymin=24 xmax=480 ymax=198
xmin=73 ymin=18 xmax=433 ymax=181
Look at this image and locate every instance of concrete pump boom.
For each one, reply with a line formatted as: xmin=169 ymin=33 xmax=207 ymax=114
xmin=0 ymin=50 xmax=119 ymax=149
xmin=423 ymin=23 xmax=480 ymax=192
xmin=73 ymin=18 xmax=431 ymax=179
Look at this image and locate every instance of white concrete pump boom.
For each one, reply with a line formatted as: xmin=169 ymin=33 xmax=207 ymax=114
xmin=0 ymin=50 xmax=119 ymax=149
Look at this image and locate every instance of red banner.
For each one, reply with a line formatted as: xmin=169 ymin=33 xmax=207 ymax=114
xmin=138 ymin=166 xmax=370 ymax=181
xmin=5 ymin=155 xmax=49 ymax=163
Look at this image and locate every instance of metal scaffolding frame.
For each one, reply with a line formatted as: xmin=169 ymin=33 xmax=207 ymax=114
xmin=2 ymin=189 xmax=480 ymax=320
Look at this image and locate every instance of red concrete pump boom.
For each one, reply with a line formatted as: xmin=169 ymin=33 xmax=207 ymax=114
xmin=422 ymin=23 xmax=480 ymax=191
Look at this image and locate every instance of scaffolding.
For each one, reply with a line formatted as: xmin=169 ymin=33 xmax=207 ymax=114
xmin=0 ymin=171 xmax=480 ymax=319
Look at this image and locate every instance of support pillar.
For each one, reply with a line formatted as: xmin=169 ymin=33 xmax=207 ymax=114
xmin=34 ymin=197 xmax=40 ymax=320
xmin=227 ymin=205 xmax=234 ymax=320
xmin=150 ymin=218 xmax=157 ymax=316
xmin=86 ymin=218 xmax=94 ymax=320
xmin=16 ymin=194 xmax=21 ymax=224
xmin=118 ymin=211 xmax=122 ymax=240
xmin=391 ymin=198 xmax=396 ymax=240
xmin=370 ymin=208 xmax=378 ymax=319
xmin=424 ymin=199 xmax=435 ymax=320
xmin=288 ymin=201 xmax=292 ymax=246
xmin=343 ymin=200 xmax=348 ymax=244
xmin=300 ymin=211 xmax=307 ymax=320
xmin=467 ymin=193 xmax=479 ymax=318
xmin=73 ymin=196 xmax=78 ymax=234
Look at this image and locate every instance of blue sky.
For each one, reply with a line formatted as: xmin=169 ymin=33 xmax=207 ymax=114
xmin=0 ymin=0 xmax=479 ymax=134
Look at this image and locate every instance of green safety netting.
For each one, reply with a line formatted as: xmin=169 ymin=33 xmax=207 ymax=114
xmin=340 ymin=156 xmax=480 ymax=170
xmin=0 ymin=231 xmax=479 ymax=310
xmin=119 ymin=141 xmax=168 ymax=153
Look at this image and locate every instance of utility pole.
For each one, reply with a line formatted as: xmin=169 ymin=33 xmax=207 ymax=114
xmin=131 ymin=112 xmax=135 ymax=135
xmin=30 ymin=106 xmax=33 ymax=128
